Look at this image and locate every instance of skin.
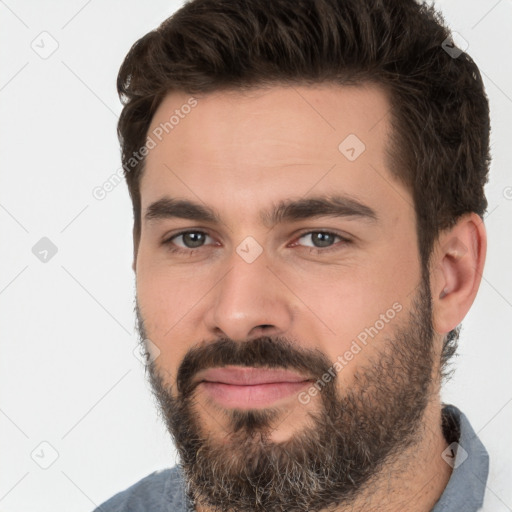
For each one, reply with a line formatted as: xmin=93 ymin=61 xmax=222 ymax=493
xmin=133 ymin=84 xmax=486 ymax=511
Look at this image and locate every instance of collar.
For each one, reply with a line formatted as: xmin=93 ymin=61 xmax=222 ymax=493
xmin=432 ymin=403 xmax=490 ymax=511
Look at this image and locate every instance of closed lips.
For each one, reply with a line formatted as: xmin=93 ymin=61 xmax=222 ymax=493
xmin=196 ymin=366 xmax=313 ymax=386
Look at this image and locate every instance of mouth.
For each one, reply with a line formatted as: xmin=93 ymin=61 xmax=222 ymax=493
xmin=195 ymin=366 xmax=314 ymax=409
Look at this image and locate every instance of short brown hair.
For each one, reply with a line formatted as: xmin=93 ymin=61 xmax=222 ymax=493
xmin=117 ymin=0 xmax=491 ymax=378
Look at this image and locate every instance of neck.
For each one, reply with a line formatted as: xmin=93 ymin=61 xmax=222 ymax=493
xmin=337 ymin=399 xmax=452 ymax=512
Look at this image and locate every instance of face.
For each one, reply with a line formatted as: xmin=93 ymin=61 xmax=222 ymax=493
xmin=134 ymin=84 xmax=439 ymax=511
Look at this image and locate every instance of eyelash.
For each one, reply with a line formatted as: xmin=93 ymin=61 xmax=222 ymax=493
xmin=161 ymin=230 xmax=351 ymax=256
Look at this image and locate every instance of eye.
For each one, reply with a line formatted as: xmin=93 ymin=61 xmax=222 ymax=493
xmin=163 ymin=230 xmax=215 ymax=254
xmin=291 ymin=231 xmax=350 ymax=254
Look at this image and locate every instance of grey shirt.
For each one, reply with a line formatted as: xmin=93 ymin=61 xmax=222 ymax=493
xmin=93 ymin=403 xmax=489 ymax=512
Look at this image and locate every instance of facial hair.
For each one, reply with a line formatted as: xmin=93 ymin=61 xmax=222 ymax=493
xmin=136 ymin=277 xmax=435 ymax=512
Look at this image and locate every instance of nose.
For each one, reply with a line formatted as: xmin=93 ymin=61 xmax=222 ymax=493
xmin=204 ymin=249 xmax=294 ymax=342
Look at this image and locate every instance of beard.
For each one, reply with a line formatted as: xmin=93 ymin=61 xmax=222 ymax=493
xmin=136 ymin=276 xmax=436 ymax=512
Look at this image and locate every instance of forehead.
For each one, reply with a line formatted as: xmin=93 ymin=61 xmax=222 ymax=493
xmin=140 ymin=84 xmax=411 ymax=224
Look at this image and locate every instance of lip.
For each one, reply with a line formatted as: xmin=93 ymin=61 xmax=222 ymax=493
xmin=195 ymin=366 xmax=312 ymax=386
xmin=195 ymin=366 xmax=314 ymax=409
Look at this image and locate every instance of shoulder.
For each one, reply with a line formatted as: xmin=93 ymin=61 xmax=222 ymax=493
xmin=92 ymin=465 xmax=191 ymax=512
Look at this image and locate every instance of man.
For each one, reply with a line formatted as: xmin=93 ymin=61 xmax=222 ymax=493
xmin=94 ymin=0 xmax=490 ymax=510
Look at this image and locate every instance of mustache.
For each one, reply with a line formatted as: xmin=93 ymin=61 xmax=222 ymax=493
xmin=176 ymin=336 xmax=334 ymax=397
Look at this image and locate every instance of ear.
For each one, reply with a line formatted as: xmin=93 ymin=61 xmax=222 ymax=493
xmin=430 ymin=212 xmax=487 ymax=334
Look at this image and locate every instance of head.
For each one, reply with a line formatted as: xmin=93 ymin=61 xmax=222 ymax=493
xmin=118 ymin=0 xmax=489 ymax=510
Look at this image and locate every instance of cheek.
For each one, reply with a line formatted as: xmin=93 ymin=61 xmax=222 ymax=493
xmin=135 ymin=261 xmax=213 ymax=373
xmin=137 ymin=246 xmax=212 ymax=324
xmin=294 ymin=249 xmax=418 ymax=363
xmin=299 ymin=273 xmax=393 ymax=354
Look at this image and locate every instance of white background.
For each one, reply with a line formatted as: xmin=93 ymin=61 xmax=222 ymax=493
xmin=0 ymin=1 xmax=511 ymax=511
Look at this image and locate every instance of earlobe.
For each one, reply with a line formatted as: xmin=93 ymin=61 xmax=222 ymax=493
xmin=431 ymin=213 xmax=486 ymax=334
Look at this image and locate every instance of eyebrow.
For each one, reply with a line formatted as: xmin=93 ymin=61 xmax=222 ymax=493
xmin=144 ymin=194 xmax=378 ymax=227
